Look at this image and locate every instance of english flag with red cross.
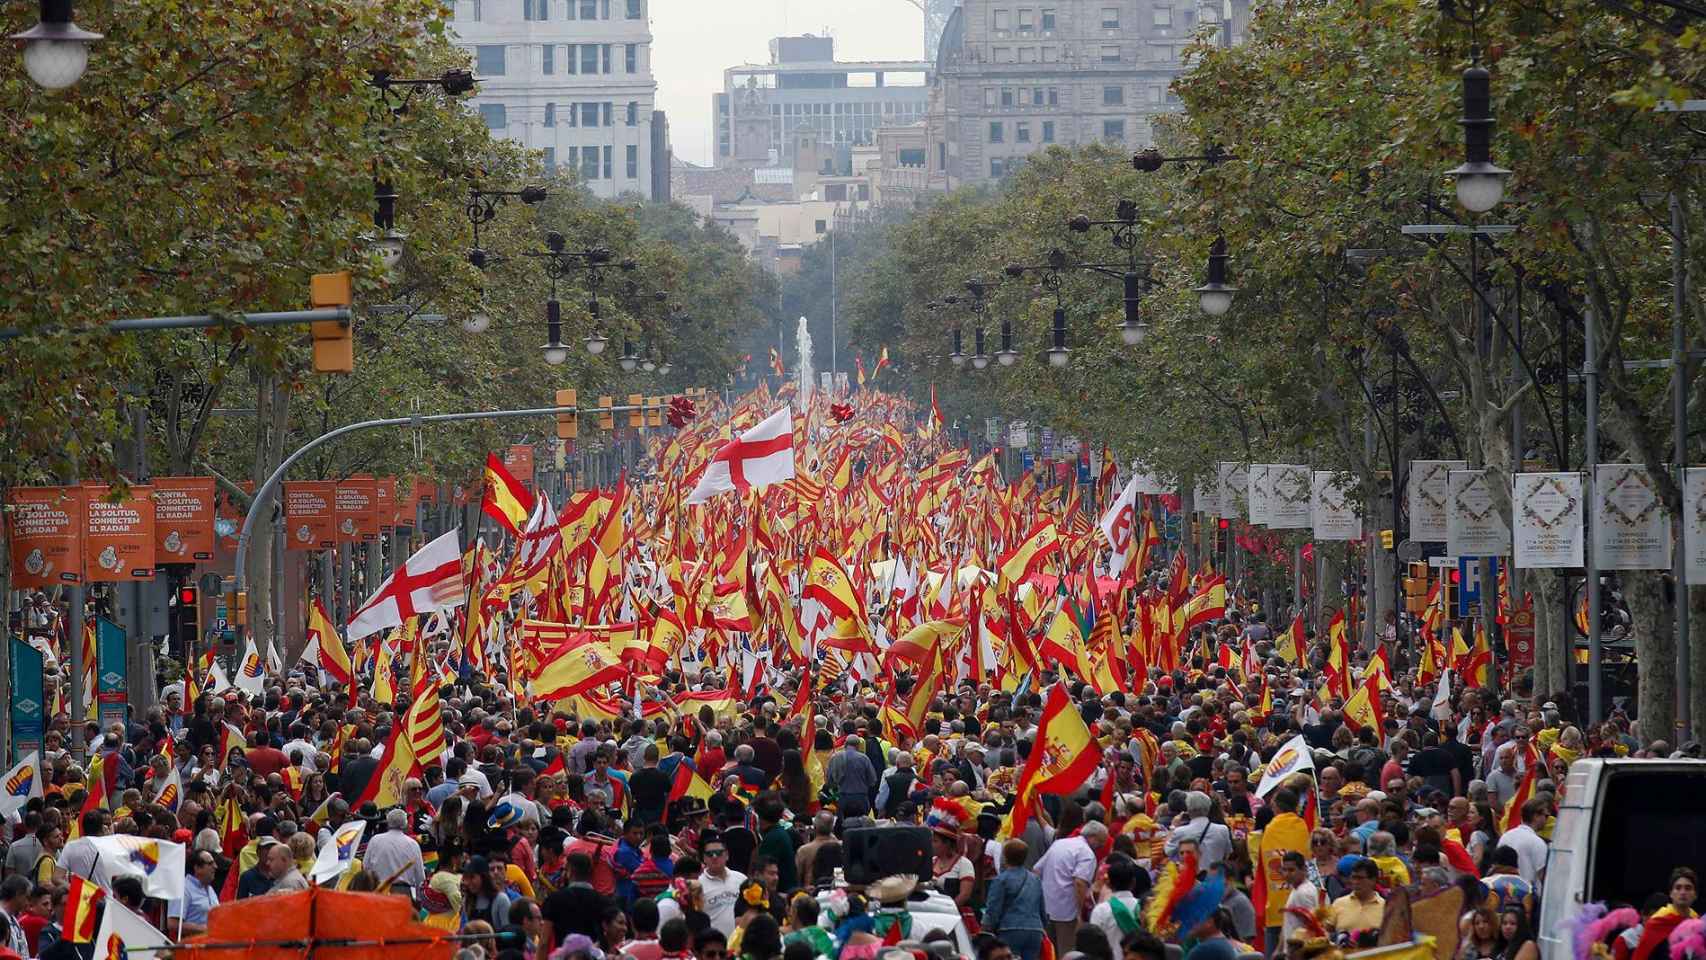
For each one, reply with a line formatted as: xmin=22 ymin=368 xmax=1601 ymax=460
xmin=686 ymin=406 xmax=796 ymax=504
xmin=346 ymin=529 xmax=467 ymax=642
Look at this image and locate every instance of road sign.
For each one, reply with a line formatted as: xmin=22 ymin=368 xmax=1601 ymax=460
xmin=1008 ymin=421 xmax=1029 ymax=448
xmin=1457 ymin=556 xmax=1498 ymax=617
xmin=985 ymin=418 xmax=1001 ymax=445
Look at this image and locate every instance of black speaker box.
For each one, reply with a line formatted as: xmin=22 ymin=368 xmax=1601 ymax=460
xmin=842 ymin=825 xmax=931 ymax=885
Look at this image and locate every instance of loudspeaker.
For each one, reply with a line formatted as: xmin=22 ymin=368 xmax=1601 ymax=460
xmin=842 ymin=826 xmax=931 ymax=885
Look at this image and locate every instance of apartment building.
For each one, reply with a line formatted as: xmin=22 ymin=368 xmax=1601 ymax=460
xmin=449 ymin=0 xmax=665 ymax=198
xmin=927 ymin=0 xmax=1249 ymax=188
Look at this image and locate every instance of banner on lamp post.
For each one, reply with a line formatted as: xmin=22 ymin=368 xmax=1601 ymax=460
xmin=1312 ymin=471 xmax=1363 ymax=541
xmin=1194 ymin=476 xmax=1221 ymax=518
xmin=1248 ymin=464 xmax=1275 ymax=526
xmin=1409 ymin=460 xmax=1466 ymax=543
xmin=1687 ymin=468 xmax=1706 ymax=583
xmin=1446 ymin=469 xmax=1510 ymax=557
xmin=1594 ymin=464 xmax=1671 ymax=570
xmin=1266 ymin=464 xmax=1313 ymax=529
xmin=95 ymin=617 xmax=129 ymax=732
xmin=10 ymin=639 xmax=43 ymax=764
xmin=1512 ymin=472 xmax=1584 ymax=569
xmin=1217 ymin=462 xmax=1248 ymax=521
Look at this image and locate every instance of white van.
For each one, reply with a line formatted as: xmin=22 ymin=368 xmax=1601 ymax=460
xmin=1538 ymin=759 xmax=1706 ymax=960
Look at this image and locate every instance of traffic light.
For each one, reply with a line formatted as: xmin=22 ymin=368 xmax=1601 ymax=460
xmin=1379 ymin=528 xmax=1394 ymax=550
xmin=1403 ymin=561 xmax=1429 ymax=613
xmin=176 ymin=585 xmax=200 ymax=651
xmin=628 ymin=393 xmax=644 ymax=428
xmin=228 ymin=590 xmax=248 ymax=628
xmin=309 ymin=271 xmax=354 ymax=374
xmin=556 ymin=389 xmax=577 ymax=440
xmin=646 ymin=395 xmax=663 ymax=428
xmin=597 ymin=396 xmax=614 ymax=430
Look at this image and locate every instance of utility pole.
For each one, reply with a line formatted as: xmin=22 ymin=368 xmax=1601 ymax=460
xmin=1585 ymin=308 xmax=1603 ymax=724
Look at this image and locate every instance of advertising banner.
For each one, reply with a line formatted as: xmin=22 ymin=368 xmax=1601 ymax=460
xmin=1312 ymin=471 xmax=1364 ymax=541
xmin=1688 ymin=469 xmax=1706 ymax=583
xmin=1409 ymin=460 xmax=1466 ymax=543
xmin=1512 ymin=472 xmax=1584 ymax=568
xmin=151 ymin=477 xmax=217 ymax=563
xmin=283 ymin=481 xmax=336 ymax=551
xmin=374 ymin=477 xmax=398 ymax=532
xmin=1217 ymin=462 xmax=1249 ymax=520
xmin=8 ymin=487 xmax=84 ymax=587
xmin=1248 ymin=464 xmax=1275 ymax=525
xmin=1446 ymin=470 xmax=1510 ymax=557
xmin=83 ymin=484 xmax=156 ymax=581
xmin=10 ymin=639 xmax=43 ymax=763
xmin=95 ymin=617 xmax=128 ymax=731
xmin=215 ymin=481 xmax=254 ymax=556
xmin=1194 ymin=476 xmax=1221 ymax=518
xmin=1594 ymin=464 xmax=1670 ymax=570
xmin=334 ymin=476 xmax=379 ymax=543
xmin=505 ymin=445 xmax=536 ymax=486
xmin=1266 ymin=464 xmax=1313 ymax=529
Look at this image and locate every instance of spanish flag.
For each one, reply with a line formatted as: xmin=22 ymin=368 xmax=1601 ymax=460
xmin=1277 ymin=613 xmax=1307 ymax=664
xmin=999 ymin=683 xmax=1101 ymax=840
xmin=1343 ymin=668 xmax=1390 ymax=733
xmin=306 ymin=598 xmax=352 ymax=685
xmin=481 ymin=452 xmax=535 ymax=538
xmin=70 ymin=754 xmax=108 ymax=838
xmin=1500 ymin=756 xmax=1539 ymax=831
xmin=530 ymin=636 xmax=624 ymax=701
xmin=998 ymin=520 xmax=1060 ymax=586
xmin=1325 ymin=610 xmax=1352 ymax=700
xmin=64 ymin=874 xmax=102 ymax=943
xmin=873 ymin=346 xmax=891 ymax=379
xmin=352 ymin=722 xmax=420 ymax=809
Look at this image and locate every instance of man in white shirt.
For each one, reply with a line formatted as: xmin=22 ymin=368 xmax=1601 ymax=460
xmin=1037 ymin=821 xmax=1106 ymax=953
xmin=1279 ymin=851 xmax=1320 ymax=950
xmin=496 ymin=768 xmax=543 ymax=825
xmin=1496 ymin=798 xmax=1550 ymax=885
xmin=1088 ymin=853 xmax=1145 ymax=948
xmin=697 ymin=833 xmax=747 ymax=936
xmin=1164 ymin=791 xmax=1234 ymax=869
xmin=362 ymin=809 xmax=426 ymax=892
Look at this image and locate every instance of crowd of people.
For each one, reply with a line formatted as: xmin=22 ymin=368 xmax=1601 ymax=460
xmin=0 ymin=602 xmax=1697 ymax=960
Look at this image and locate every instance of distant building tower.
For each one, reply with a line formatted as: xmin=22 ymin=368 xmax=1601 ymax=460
xmin=915 ymin=0 xmax=957 ymax=61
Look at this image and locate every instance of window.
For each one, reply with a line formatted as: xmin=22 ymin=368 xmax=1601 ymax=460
xmin=470 ymin=0 xmax=482 ymax=21
xmin=984 ymin=87 xmax=996 ymax=108
xmin=626 ymin=144 xmax=638 ymax=179
xmin=1149 ymin=85 xmax=1163 ymax=103
xmin=1102 ymin=6 xmax=1120 ymax=27
xmin=1017 ymin=9 xmax=1035 ymax=31
xmin=992 ymin=46 xmax=1013 ymax=63
xmin=814 ymin=219 xmax=827 ymax=234
xmin=938 ymin=142 xmax=946 ymax=169
xmin=543 ymin=147 xmax=556 ymax=173
xmin=543 ymin=102 xmax=556 ymax=126
xmin=580 ymin=45 xmax=597 ymax=73
xmin=602 ymin=145 xmax=612 ymax=179
xmin=625 ymin=43 xmax=637 ymax=73
xmin=1016 ymin=121 xmax=1031 ymax=142
xmin=991 ymin=157 xmax=1006 ymax=178
xmin=1001 ymin=88 xmax=1014 ymax=107
xmin=1153 ymin=5 xmax=1173 ymax=25
xmin=1041 ymin=120 xmax=1055 ymax=142
xmin=1103 ymin=85 xmax=1124 ymax=105
xmin=1018 ymin=46 xmax=1038 ymax=62
xmin=602 ymin=0 xmax=611 ymax=16
xmin=542 ymin=44 xmax=554 ymax=74
xmin=626 ymin=101 xmax=638 ymax=125
xmin=1103 ymin=119 xmax=1126 ymax=141
xmin=988 ymin=121 xmax=1004 ymax=143
xmin=581 ymin=102 xmax=600 ymax=126
xmin=601 ymin=44 xmax=613 ymax=74
xmin=582 ymin=145 xmax=599 ymax=177
xmin=479 ymin=103 xmax=507 ymax=129
xmin=1042 ymin=44 xmax=1060 ymax=62
xmin=626 ymin=0 xmax=642 ymax=16
xmin=579 ymin=0 xmax=596 ymax=17
xmin=898 ymin=147 xmax=926 ymax=166
xmin=993 ymin=9 xmax=1011 ymax=30
xmin=524 ymin=0 xmax=546 ymax=20
xmin=1040 ymin=8 xmax=1055 ymax=29
xmin=475 ymin=45 xmax=506 ymax=76
xmin=1101 ymin=44 xmax=1122 ymax=62
xmin=565 ymin=44 xmax=577 ymax=74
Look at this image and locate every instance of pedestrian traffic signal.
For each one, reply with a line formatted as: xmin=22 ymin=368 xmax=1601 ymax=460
xmin=628 ymin=393 xmax=644 ymax=428
xmin=176 ymin=585 xmax=201 ymax=651
xmin=556 ymin=389 xmax=577 ymax=440
xmin=309 ymin=271 xmax=354 ymax=374
xmin=597 ymin=396 xmax=614 ymax=430
xmin=1403 ymin=562 xmax=1429 ymax=613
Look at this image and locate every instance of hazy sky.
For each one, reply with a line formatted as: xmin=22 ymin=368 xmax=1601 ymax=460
xmin=651 ymin=0 xmax=930 ymax=167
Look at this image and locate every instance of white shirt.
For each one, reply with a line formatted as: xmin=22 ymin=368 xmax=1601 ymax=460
xmin=1165 ymin=816 xmax=1234 ymax=869
xmin=699 ymin=868 xmax=747 ymax=936
xmin=363 ymin=829 xmax=426 ymax=891
xmin=1035 ymin=835 xmax=1098 ymax=922
xmin=1497 ymin=824 xmax=1548 ymax=885
xmin=1089 ymin=891 xmax=1141 ymax=947
xmin=1282 ymin=880 xmax=1320 ymax=941
xmin=281 ymin=740 xmax=320 ymax=774
xmin=496 ymin=791 xmax=542 ymax=824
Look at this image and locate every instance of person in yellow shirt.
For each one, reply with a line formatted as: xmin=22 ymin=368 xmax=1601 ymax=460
xmin=1257 ymin=785 xmax=1313 ymax=948
xmin=1326 ymin=860 xmax=1385 ymax=935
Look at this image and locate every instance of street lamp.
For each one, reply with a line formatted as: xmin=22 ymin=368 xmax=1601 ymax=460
xmin=1047 ymin=306 xmax=1071 ymax=367
xmin=996 ymin=320 xmax=1018 ymax=366
xmin=618 ymin=339 xmax=639 ymax=373
xmin=463 ymin=292 xmax=491 ymax=334
xmin=1447 ymin=64 xmax=1510 ymax=213
xmin=542 ymin=299 xmax=568 ymax=365
xmin=13 ymin=0 xmax=101 ymax=91
xmin=464 ymin=183 xmax=549 ymax=278
xmin=1195 ymin=236 xmax=1237 ymax=317
xmin=1132 ymin=144 xmax=1240 ymax=316
xmin=971 ymin=327 xmax=990 ymax=369
xmin=949 ymin=327 xmax=966 ymax=367
xmin=370 ymin=180 xmax=406 ymax=273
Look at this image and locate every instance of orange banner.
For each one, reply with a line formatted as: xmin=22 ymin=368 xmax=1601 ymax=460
xmin=335 ymin=476 xmax=379 ymax=543
xmin=216 ymin=480 xmax=255 ymax=555
xmin=505 ymin=445 xmax=535 ymax=486
xmin=375 ymin=477 xmax=398 ymax=531
xmin=8 ymin=486 xmax=85 ymax=587
xmin=152 ymin=477 xmax=218 ymax=562
xmin=284 ymin=481 xmax=337 ymax=551
xmin=83 ymin=484 xmax=156 ymax=581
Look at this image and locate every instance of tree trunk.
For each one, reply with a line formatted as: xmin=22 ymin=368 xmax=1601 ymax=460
xmin=1627 ymin=570 xmax=1676 ymax=742
xmin=1533 ymin=569 xmax=1571 ymax=702
xmin=1691 ymin=585 xmax=1706 ymax=740
xmin=246 ymin=372 xmax=289 ymax=659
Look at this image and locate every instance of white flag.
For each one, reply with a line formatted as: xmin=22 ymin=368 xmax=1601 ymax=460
xmin=1099 ymin=474 xmax=1144 ymax=578
xmin=0 ymin=752 xmax=43 ymax=819
xmin=347 ymin=529 xmax=467 ymax=642
xmin=1255 ymin=734 xmax=1316 ymax=798
xmin=1431 ymin=670 xmax=1454 ymax=721
xmin=94 ymin=895 xmax=169 ymax=960
xmin=311 ymin=818 xmax=367 ymax=883
xmin=686 ymin=406 xmax=795 ymax=504
xmin=68 ymin=834 xmax=187 ymax=900
xmin=234 ymin=636 xmax=267 ymax=695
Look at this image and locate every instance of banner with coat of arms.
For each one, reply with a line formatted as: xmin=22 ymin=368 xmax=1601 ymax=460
xmin=1594 ymin=464 xmax=1670 ymax=570
xmin=1512 ymin=472 xmax=1584 ymax=568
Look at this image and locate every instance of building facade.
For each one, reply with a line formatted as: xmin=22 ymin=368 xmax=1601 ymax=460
xmin=927 ymin=0 xmax=1249 ymax=188
xmin=712 ymin=35 xmax=932 ymax=170
xmin=449 ymin=0 xmax=663 ymax=199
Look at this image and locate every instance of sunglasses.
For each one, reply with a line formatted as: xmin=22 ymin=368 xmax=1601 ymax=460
xmin=703 ymin=849 xmax=727 ymax=858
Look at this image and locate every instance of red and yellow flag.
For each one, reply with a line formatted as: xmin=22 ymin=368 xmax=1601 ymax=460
xmin=64 ymin=874 xmax=102 ymax=943
xmin=307 ymin=598 xmax=352 ymax=685
xmin=481 ymin=452 xmax=535 ymax=537
xmin=999 ymin=683 xmax=1102 ymax=840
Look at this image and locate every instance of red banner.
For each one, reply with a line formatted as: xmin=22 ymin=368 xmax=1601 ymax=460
xmin=216 ymin=480 xmax=256 ymax=555
xmin=8 ymin=486 xmax=84 ymax=587
xmin=505 ymin=445 xmax=536 ymax=486
xmin=152 ymin=477 xmax=217 ymax=562
xmin=375 ymin=477 xmax=398 ymax=532
xmin=284 ymin=481 xmax=336 ymax=551
xmin=1507 ymin=606 xmax=1536 ymax=668
xmin=335 ymin=476 xmax=380 ymax=543
xmin=83 ymin=484 xmax=156 ymax=581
